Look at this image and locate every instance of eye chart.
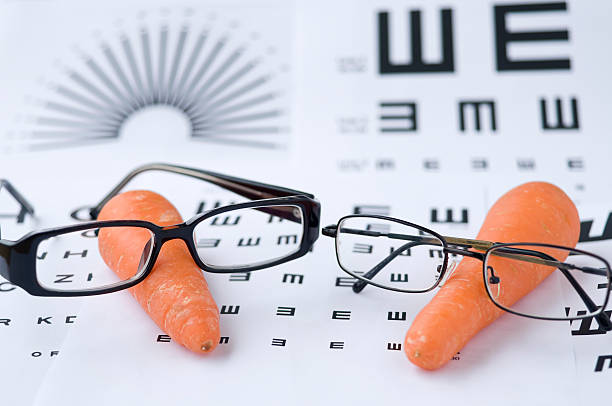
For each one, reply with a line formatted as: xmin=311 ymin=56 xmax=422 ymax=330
xmin=0 ymin=0 xmax=292 ymax=155
xmin=0 ymin=0 xmax=610 ymax=405
xmin=294 ymin=0 xmax=611 ymax=177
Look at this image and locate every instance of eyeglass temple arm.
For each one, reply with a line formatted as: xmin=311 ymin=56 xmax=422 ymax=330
xmin=493 ymin=247 xmax=612 ymax=331
xmin=0 ymin=179 xmax=35 ymax=280
xmin=323 ymin=225 xmax=443 ymax=242
xmin=562 ymin=267 xmax=612 ymax=331
xmin=0 ymin=179 xmax=35 ymax=225
xmin=323 ymin=226 xmax=493 ymax=250
xmin=353 ymin=245 xmax=491 ymax=294
xmin=349 ymin=246 xmax=485 ymax=294
xmin=352 ymin=241 xmax=423 ymax=293
xmin=323 ymin=225 xmax=449 ymax=293
xmin=88 ymin=163 xmax=314 ymax=220
xmin=483 ymin=247 xmax=608 ymax=276
xmin=0 ymin=179 xmax=35 ymax=283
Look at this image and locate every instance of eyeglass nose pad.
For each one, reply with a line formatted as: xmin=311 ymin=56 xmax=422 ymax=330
xmin=438 ymin=260 xmax=459 ymax=288
xmin=137 ymin=239 xmax=153 ymax=274
xmin=487 ymin=265 xmax=501 ymax=300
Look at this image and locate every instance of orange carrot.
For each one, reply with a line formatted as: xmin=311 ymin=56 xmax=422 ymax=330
xmin=404 ymin=182 xmax=580 ymax=370
xmin=98 ymin=190 xmax=220 ymax=354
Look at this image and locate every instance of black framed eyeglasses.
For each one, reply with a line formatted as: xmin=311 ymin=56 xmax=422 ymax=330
xmin=322 ymin=215 xmax=612 ymax=330
xmin=0 ymin=163 xmax=320 ymax=297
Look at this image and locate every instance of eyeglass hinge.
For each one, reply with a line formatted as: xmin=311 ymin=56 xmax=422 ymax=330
xmin=322 ymin=225 xmax=337 ymax=237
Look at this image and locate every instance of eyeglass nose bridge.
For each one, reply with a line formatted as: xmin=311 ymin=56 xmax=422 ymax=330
xmin=155 ymin=222 xmax=192 ymax=242
xmin=153 ymin=222 xmax=212 ymax=268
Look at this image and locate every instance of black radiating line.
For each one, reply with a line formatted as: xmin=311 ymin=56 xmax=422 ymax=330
xmin=157 ymin=26 xmax=168 ymax=103
xmin=205 ymin=92 xmax=277 ymax=119
xmin=183 ymin=47 xmax=243 ymax=111
xmin=188 ymin=135 xmax=280 ymax=149
xmin=45 ymin=101 xmax=123 ymax=125
xmin=192 ymin=110 xmax=281 ymax=128
xmin=177 ymin=37 xmax=226 ymax=108
xmin=26 ymin=136 xmax=118 ymax=151
xmin=68 ymin=71 xmax=121 ymax=112
xmin=141 ymin=28 xmax=156 ymax=103
xmin=188 ymin=75 xmax=270 ymax=115
xmin=121 ymin=34 xmax=147 ymax=107
xmin=32 ymin=22 xmax=288 ymax=151
xmin=165 ymin=26 xmax=188 ymax=104
xmin=30 ymin=130 xmax=117 ymax=138
xmin=195 ymin=47 xmax=244 ymax=95
xmin=56 ymin=83 xmax=123 ymax=120
xmin=35 ymin=117 xmax=119 ymax=131
xmin=103 ymin=43 xmax=141 ymax=110
xmin=198 ymin=59 xmax=258 ymax=108
xmin=171 ymin=30 xmax=207 ymax=105
xmin=192 ymin=126 xmax=282 ymax=135
xmin=85 ymin=56 xmax=135 ymax=115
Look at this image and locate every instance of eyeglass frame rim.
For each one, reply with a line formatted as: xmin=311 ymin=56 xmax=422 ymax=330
xmin=2 ymin=194 xmax=320 ymax=297
xmin=330 ymin=214 xmax=450 ymax=294
xmin=328 ymin=214 xmax=611 ymax=322
xmin=482 ymin=242 xmax=612 ymax=322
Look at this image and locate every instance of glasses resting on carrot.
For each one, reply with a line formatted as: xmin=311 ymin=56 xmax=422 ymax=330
xmin=0 ymin=163 xmax=320 ymax=297
xmin=322 ymin=214 xmax=611 ymax=330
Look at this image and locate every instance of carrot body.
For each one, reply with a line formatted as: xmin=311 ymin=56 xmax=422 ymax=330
xmin=404 ymin=182 xmax=580 ymax=370
xmin=98 ymin=190 xmax=220 ymax=354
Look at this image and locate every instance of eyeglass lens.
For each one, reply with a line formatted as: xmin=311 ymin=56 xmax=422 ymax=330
xmin=484 ymin=244 xmax=609 ymax=320
xmin=36 ymin=226 xmax=155 ymax=292
xmin=194 ymin=204 xmax=304 ymax=270
xmin=335 ymin=216 xmax=445 ymax=291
